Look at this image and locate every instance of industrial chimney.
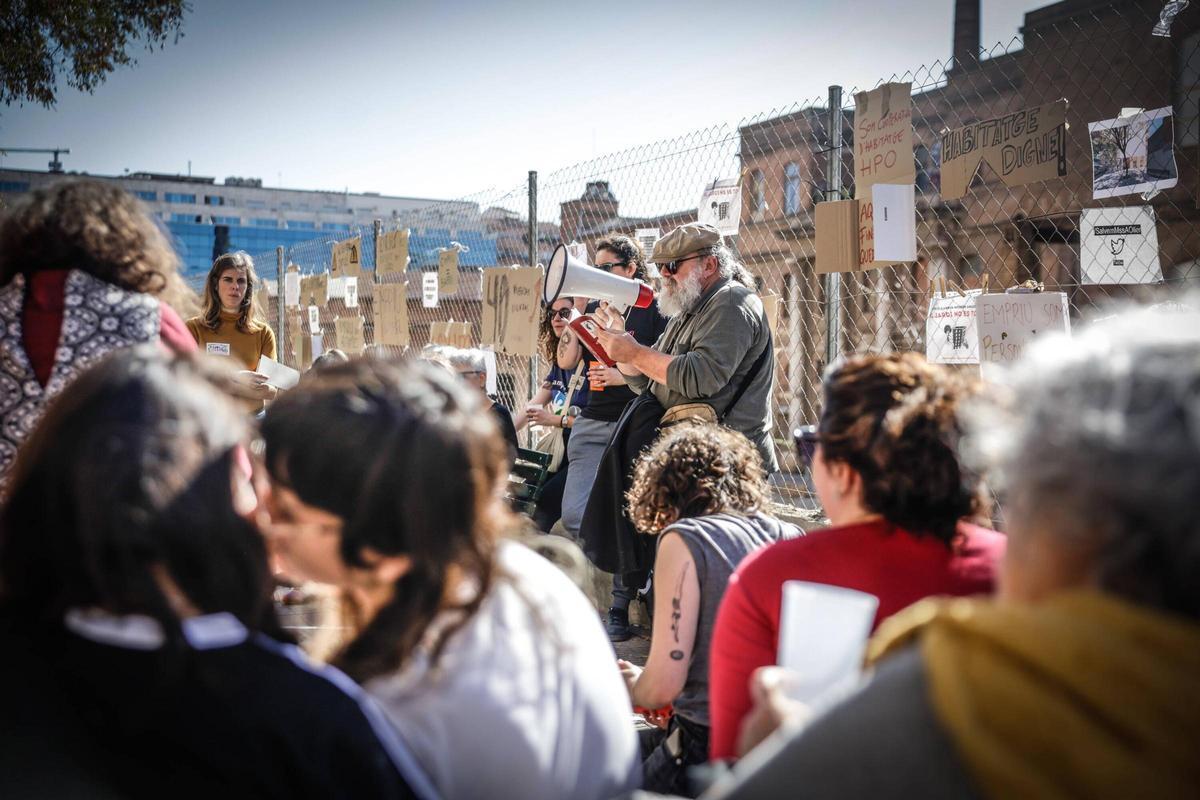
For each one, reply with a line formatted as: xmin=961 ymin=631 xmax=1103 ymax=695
xmin=953 ymin=0 xmax=981 ymax=70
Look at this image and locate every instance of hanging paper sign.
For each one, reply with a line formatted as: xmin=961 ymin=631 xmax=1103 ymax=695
xmin=926 ymin=289 xmax=982 ymax=365
xmin=940 ymin=100 xmax=1068 ymax=201
xmin=871 ymin=184 xmax=917 ymax=262
xmin=439 ymin=248 xmax=460 ymax=295
xmin=1080 ymin=206 xmax=1162 ymax=285
xmin=374 ymin=283 xmax=410 ymax=347
xmin=335 ymin=316 xmax=365 ymax=355
xmin=481 ymin=266 xmax=541 ymax=356
xmin=377 ymin=229 xmax=410 ymax=276
xmin=635 ymin=228 xmax=660 ymax=267
xmin=976 ymin=292 xmax=1070 ymax=380
xmin=344 ymin=276 xmax=359 ymax=308
xmin=284 ymin=269 xmax=300 ymax=308
xmin=291 ymin=333 xmax=311 ymax=371
xmin=422 ymin=272 xmax=439 ymax=308
xmin=698 ymin=178 xmax=742 ymax=237
xmin=332 ymin=237 xmax=362 ymax=277
xmin=311 ymin=333 xmax=323 ymax=360
xmin=567 ymin=241 xmax=588 ymax=265
xmin=302 ymin=273 xmax=328 ymax=307
xmin=854 ymin=83 xmax=916 ymax=269
xmin=1088 ymin=106 xmax=1178 ymax=199
xmin=307 ymin=305 xmax=320 ymax=331
xmin=326 ymin=276 xmax=345 ymax=300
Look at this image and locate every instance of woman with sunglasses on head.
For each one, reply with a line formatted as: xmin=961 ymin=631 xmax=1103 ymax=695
xmin=259 ymin=359 xmax=639 ymax=800
xmin=513 ymin=295 xmax=590 ymax=531
xmin=0 ymin=348 xmax=425 ymax=798
xmin=707 ymin=352 xmax=1005 ymax=762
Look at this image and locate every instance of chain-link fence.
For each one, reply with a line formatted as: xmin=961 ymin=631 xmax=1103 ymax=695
xmin=228 ymin=0 xmax=1199 ymax=512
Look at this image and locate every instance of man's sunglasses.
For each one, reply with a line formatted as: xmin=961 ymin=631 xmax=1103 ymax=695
xmin=547 ymin=308 xmax=573 ymax=320
xmin=793 ymin=425 xmax=820 ymax=469
xmin=660 ymin=252 xmax=708 ymax=276
xmin=595 ymin=260 xmax=629 ymax=273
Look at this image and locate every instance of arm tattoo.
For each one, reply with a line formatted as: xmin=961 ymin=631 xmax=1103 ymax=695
xmin=669 ymin=562 xmax=690 ymax=661
xmin=557 ymin=330 xmax=573 ymax=356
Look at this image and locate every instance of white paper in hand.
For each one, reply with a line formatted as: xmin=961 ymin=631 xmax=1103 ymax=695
xmin=777 ymin=581 xmax=879 ymax=710
xmin=257 ymin=355 xmax=300 ymax=390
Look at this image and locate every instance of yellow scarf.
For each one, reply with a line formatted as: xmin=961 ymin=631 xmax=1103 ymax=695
xmin=870 ymin=591 xmax=1200 ymax=800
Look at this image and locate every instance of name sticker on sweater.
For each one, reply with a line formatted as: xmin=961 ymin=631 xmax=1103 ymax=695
xmin=207 ymin=342 xmax=231 ymax=356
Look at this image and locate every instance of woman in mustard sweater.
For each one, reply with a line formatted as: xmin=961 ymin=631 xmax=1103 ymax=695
xmin=187 ymin=252 xmax=278 ymax=409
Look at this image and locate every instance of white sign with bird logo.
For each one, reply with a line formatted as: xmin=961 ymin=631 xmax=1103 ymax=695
xmin=1081 ymin=206 xmax=1162 ymax=285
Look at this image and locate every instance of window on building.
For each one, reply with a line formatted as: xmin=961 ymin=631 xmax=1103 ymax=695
xmin=212 ymin=216 xmax=241 ymax=225
xmin=165 ymin=193 xmax=196 ymax=204
xmin=783 ymin=162 xmax=801 ymax=216
xmin=0 ymin=181 xmax=30 ymax=193
xmin=133 ymin=190 xmax=156 ymax=202
xmin=171 ymin=213 xmax=203 ymax=224
xmin=204 ymin=195 xmax=224 ymax=206
xmin=244 ymin=199 xmax=266 ymax=209
xmin=322 ymin=223 xmax=349 ymax=232
xmin=322 ymin=205 xmax=343 ymax=213
xmin=288 ymin=220 xmax=316 ymax=229
xmin=1177 ymin=30 xmax=1200 ymax=147
xmin=253 ymin=218 xmax=278 ymax=228
xmin=749 ymin=169 xmax=765 ymax=215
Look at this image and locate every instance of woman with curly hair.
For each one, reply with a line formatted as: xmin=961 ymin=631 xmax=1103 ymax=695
xmin=707 ymin=352 xmax=1005 ymax=762
xmin=619 ymin=423 xmax=799 ymax=796
xmin=0 ymin=179 xmax=196 ymax=488
xmin=186 ymin=251 xmax=278 ymax=410
xmin=259 ymin=358 xmax=638 ymax=799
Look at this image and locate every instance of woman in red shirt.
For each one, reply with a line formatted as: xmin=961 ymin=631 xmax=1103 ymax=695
xmin=708 ymin=352 xmax=1005 ymax=761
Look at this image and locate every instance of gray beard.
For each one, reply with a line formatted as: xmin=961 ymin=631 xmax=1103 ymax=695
xmin=658 ymin=268 xmax=704 ymax=317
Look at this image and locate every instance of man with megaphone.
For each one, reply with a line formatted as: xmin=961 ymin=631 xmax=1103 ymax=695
xmin=577 ymin=222 xmax=776 ymax=645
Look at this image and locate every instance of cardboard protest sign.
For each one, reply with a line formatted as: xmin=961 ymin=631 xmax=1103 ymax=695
xmin=335 ymin=316 xmax=365 ymax=355
xmin=331 ymin=237 xmax=363 ymax=278
xmin=377 ymin=229 xmax=409 ymax=276
xmin=373 ymin=283 xmax=409 ymax=348
xmin=1088 ymin=106 xmax=1178 ymax=199
xmin=815 ymin=200 xmax=860 ymax=274
xmin=853 ymin=83 xmax=916 ymax=271
xmin=940 ymin=100 xmax=1068 ymax=200
xmin=481 ymin=266 xmax=541 ymax=357
xmin=761 ymin=292 xmax=781 ymax=341
xmin=438 ymin=248 xmax=460 ymax=295
xmin=1080 ymin=206 xmax=1162 ymax=285
xmin=976 ymin=292 xmax=1070 ymax=380
xmin=422 ymin=272 xmax=439 ymax=308
xmin=291 ymin=331 xmax=322 ymax=371
xmin=300 ymin=273 xmax=328 ymax=307
xmin=926 ymin=288 xmax=982 ymax=364
xmin=430 ymin=320 xmax=473 ymax=348
xmin=698 ymin=178 xmax=742 ymax=237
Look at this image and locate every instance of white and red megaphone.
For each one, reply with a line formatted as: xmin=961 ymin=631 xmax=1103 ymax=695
xmin=543 ymin=244 xmax=654 ymax=310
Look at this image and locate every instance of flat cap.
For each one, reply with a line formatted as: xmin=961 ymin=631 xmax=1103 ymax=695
xmin=652 ymin=222 xmax=722 ymax=263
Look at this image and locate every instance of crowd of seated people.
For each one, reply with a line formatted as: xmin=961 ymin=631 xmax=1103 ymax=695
xmin=0 ymin=180 xmax=1195 ymax=800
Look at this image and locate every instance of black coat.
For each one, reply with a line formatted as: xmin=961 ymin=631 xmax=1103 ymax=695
xmin=579 ymin=391 xmax=663 ymax=574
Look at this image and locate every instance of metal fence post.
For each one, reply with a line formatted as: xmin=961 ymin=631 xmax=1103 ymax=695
xmin=275 ymin=246 xmax=287 ymax=366
xmin=823 ymin=85 xmax=843 ymax=368
xmin=526 ymin=170 xmax=539 ymax=445
xmin=373 ymin=219 xmax=382 ymax=287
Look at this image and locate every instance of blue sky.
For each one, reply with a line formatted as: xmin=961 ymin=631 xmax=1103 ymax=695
xmin=0 ymin=0 xmax=1045 ymax=200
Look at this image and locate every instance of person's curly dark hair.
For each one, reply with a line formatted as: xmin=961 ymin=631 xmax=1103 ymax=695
xmin=594 ymin=235 xmax=649 ymax=281
xmin=627 ymin=423 xmax=768 ymax=534
xmin=818 ymin=352 xmax=984 ymax=545
xmin=0 ymin=179 xmax=179 ymax=298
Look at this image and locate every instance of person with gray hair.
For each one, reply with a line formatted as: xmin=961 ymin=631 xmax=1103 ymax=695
xmin=692 ymin=303 xmax=1200 ymax=800
xmin=445 ymin=347 xmax=520 ymax=459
